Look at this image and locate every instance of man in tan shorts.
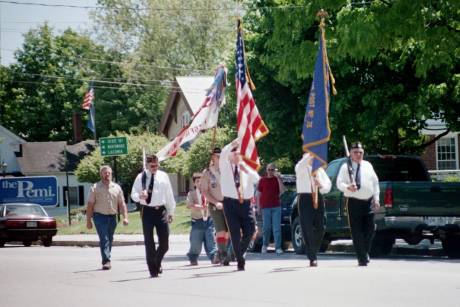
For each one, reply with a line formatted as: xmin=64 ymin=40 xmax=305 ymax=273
xmin=200 ymin=147 xmax=230 ymax=265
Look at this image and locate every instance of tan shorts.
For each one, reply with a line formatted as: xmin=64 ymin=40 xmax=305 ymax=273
xmin=209 ymin=204 xmax=228 ymax=232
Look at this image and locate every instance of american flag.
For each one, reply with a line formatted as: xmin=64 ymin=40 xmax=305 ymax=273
xmin=235 ymin=22 xmax=268 ymax=170
xmin=82 ymin=87 xmax=94 ymax=110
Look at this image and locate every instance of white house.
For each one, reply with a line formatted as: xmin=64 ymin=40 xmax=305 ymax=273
xmin=0 ymin=125 xmax=26 ymax=176
xmin=420 ymin=119 xmax=460 ymax=180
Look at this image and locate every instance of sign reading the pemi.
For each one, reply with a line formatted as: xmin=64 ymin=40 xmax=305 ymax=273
xmin=100 ymin=136 xmax=128 ymax=157
xmin=0 ymin=176 xmax=58 ymax=206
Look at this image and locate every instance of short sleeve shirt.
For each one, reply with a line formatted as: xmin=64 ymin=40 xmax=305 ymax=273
xmin=88 ymin=181 xmax=124 ymax=215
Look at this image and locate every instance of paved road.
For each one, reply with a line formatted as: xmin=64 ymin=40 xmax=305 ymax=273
xmin=1 ymin=238 xmax=459 ymax=307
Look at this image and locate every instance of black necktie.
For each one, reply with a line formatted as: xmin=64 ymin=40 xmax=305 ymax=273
xmin=146 ymin=175 xmax=154 ymax=204
xmin=233 ymin=165 xmax=240 ymax=188
xmin=355 ymin=163 xmax=361 ymax=190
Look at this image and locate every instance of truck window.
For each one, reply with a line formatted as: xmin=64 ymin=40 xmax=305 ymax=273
xmin=368 ymin=156 xmax=430 ymax=181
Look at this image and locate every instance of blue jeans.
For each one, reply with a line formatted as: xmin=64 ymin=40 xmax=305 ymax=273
xmin=262 ymin=206 xmax=282 ymax=249
xmin=93 ymin=213 xmax=117 ymax=265
xmin=187 ymin=218 xmax=217 ymax=262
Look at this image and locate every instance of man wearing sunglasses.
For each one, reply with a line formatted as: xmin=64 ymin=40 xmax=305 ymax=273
xmin=131 ymin=154 xmax=176 ymax=277
xmin=336 ymin=142 xmax=380 ymax=266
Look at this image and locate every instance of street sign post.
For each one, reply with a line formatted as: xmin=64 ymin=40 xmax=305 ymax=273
xmin=100 ymin=137 xmax=128 ymax=157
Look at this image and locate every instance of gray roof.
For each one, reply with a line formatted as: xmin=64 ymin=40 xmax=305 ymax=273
xmin=17 ymin=140 xmax=96 ymax=174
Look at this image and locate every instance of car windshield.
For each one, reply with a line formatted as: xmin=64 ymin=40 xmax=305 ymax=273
xmin=5 ymin=205 xmax=47 ymax=217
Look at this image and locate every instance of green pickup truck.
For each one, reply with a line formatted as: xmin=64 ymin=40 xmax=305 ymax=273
xmin=290 ymin=155 xmax=460 ymax=258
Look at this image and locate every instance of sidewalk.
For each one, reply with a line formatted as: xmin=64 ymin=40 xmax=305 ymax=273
xmin=52 ymin=235 xmax=444 ymax=256
xmin=53 ymin=234 xmax=189 ymax=247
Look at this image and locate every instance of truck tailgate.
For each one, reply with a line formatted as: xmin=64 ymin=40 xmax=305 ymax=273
xmin=384 ymin=182 xmax=460 ymax=216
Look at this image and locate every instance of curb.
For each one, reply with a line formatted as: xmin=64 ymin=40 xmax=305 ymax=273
xmin=52 ymin=240 xmax=145 ymax=247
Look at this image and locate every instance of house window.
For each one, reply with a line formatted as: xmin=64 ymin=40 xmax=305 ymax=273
xmin=437 ymin=137 xmax=458 ymax=170
xmin=181 ymin=111 xmax=191 ymax=128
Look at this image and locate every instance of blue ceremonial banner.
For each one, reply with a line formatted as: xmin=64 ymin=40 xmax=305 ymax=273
xmin=302 ymin=23 xmax=335 ymax=174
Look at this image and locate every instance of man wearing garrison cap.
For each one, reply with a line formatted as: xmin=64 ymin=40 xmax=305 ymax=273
xmin=336 ymin=142 xmax=380 ymax=266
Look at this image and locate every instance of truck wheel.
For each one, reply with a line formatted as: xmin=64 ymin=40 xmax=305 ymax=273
xmin=319 ymin=239 xmax=330 ymax=253
xmin=291 ymin=217 xmax=306 ymax=254
xmin=370 ymin=233 xmax=394 ymax=257
xmin=442 ymin=236 xmax=460 ymax=259
xmin=23 ymin=240 xmax=32 ymax=247
xmin=0 ymin=240 xmax=5 ymax=247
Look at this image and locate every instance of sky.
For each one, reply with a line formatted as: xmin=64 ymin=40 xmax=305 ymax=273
xmin=0 ymin=0 xmax=97 ymax=65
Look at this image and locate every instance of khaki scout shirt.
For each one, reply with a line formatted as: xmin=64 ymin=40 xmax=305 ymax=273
xmin=187 ymin=189 xmax=208 ymax=220
xmin=200 ymin=166 xmax=223 ymax=205
xmin=88 ymin=181 xmax=124 ymax=215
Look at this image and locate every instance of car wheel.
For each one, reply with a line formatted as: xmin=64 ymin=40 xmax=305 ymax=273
xmin=291 ymin=217 xmax=306 ymax=254
xmin=23 ymin=240 xmax=32 ymax=247
xmin=42 ymin=237 xmax=53 ymax=247
xmin=0 ymin=240 xmax=5 ymax=248
xmin=442 ymin=235 xmax=460 ymax=259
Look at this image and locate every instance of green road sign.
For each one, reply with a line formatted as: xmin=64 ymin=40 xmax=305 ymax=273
xmin=100 ymin=137 xmax=128 ymax=156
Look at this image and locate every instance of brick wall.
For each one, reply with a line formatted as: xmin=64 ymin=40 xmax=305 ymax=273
xmin=420 ymin=135 xmax=437 ymax=170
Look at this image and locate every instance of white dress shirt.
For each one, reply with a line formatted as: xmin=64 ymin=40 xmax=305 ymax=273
xmin=336 ymin=160 xmax=380 ymax=202
xmin=295 ymin=154 xmax=331 ymax=194
xmin=131 ymin=169 xmax=176 ymax=215
xmin=219 ymin=143 xmax=260 ymax=200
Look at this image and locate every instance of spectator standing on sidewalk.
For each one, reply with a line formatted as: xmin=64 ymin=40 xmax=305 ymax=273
xmin=131 ymin=154 xmax=176 ymax=278
xmin=186 ymin=173 xmax=218 ymax=265
xmin=257 ymin=163 xmax=285 ymax=254
xmin=86 ymin=165 xmax=129 ymax=270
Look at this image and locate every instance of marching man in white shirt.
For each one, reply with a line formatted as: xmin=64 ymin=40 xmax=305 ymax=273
xmin=131 ymin=154 xmax=176 ymax=277
xmin=295 ymin=153 xmax=331 ymax=267
xmin=336 ymin=142 xmax=380 ymax=266
xmin=219 ymin=139 xmax=260 ymax=271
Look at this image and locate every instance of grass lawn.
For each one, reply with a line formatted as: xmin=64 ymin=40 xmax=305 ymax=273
xmin=57 ymin=202 xmax=191 ymax=235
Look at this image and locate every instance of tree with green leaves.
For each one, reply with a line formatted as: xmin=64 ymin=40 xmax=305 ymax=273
xmin=0 ymin=24 xmax=169 ymax=141
xmin=91 ymin=0 xmax=236 ymax=80
xmin=75 ymin=132 xmax=184 ymax=193
xmin=239 ymin=0 xmax=459 ymax=167
xmin=181 ymin=127 xmax=235 ymax=176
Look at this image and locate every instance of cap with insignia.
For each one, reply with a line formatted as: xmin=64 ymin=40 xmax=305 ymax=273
xmin=350 ymin=142 xmax=363 ymax=150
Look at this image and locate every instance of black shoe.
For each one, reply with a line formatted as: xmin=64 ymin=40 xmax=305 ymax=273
xmin=237 ymin=259 xmax=245 ymax=271
xmin=310 ymin=260 xmax=318 ymax=267
xmin=223 ymin=259 xmax=230 ymax=266
xmin=358 ymin=261 xmax=368 ymax=266
xmin=150 ymin=271 xmax=159 ymax=278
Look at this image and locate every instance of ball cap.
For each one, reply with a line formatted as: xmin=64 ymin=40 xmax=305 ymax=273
xmin=350 ymin=142 xmax=363 ymax=150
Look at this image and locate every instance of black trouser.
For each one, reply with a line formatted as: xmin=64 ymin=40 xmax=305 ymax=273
xmin=141 ymin=205 xmax=169 ymax=275
xmin=298 ymin=193 xmax=325 ymax=261
xmin=347 ymin=197 xmax=375 ymax=263
xmin=223 ymin=197 xmax=255 ymax=262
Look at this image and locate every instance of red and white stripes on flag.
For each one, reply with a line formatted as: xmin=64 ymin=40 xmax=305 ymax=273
xmin=236 ymin=21 xmax=268 ymax=170
xmin=82 ymin=88 xmax=94 ymax=110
